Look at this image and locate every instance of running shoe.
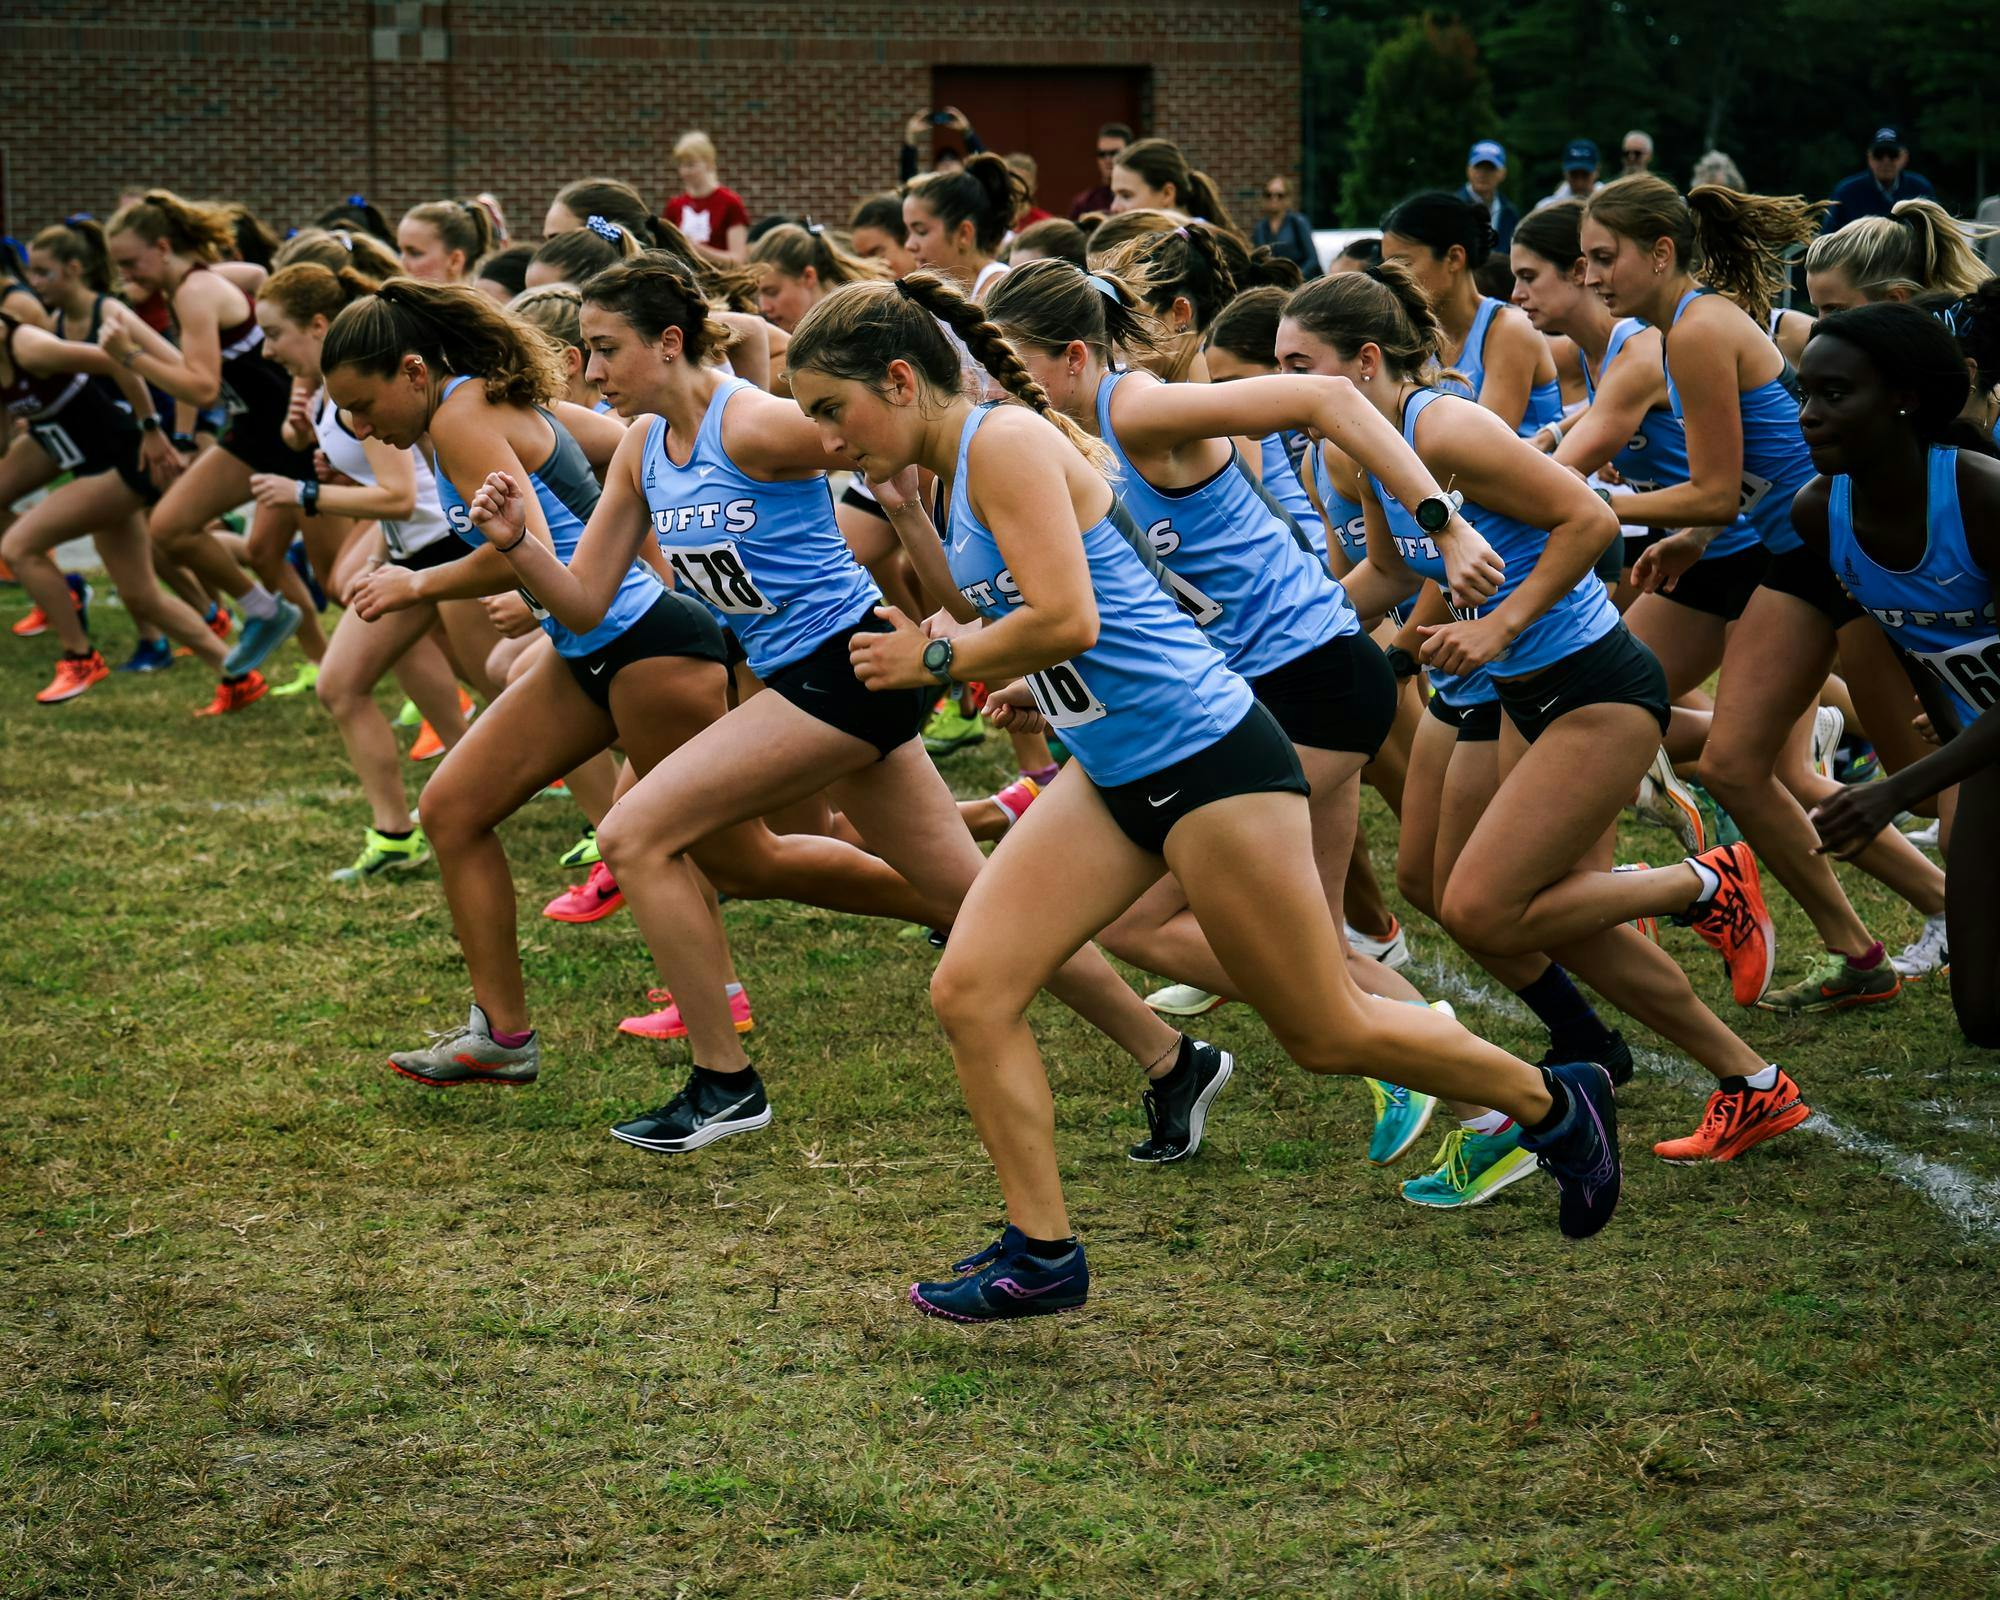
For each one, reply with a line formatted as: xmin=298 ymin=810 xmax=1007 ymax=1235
xmin=269 ymin=660 xmax=320 ymax=698
xmin=1686 ymin=780 xmax=1742 ymax=848
xmin=1516 ymin=1062 xmax=1621 ymax=1239
xmin=1127 ymin=1039 xmax=1234 ymax=1163
xmin=286 ymin=535 xmax=327 ymax=611
xmin=10 ymin=574 xmax=86 ymax=638
xmin=1892 ymin=913 xmax=1950 ymax=979
xmin=35 ymin=651 xmax=110 ymax=704
xmin=192 ymin=672 xmax=269 ymax=717
xmin=921 ymin=698 xmax=987 ymax=755
xmin=1756 ymin=952 xmax=1900 ymax=1014
xmin=535 ymin=778 xmax=568 ymax=798
xmin=556 ymin=829 xmax=601 ymax=869
xmin=543 ymin=862 xmax=624 ymax=923
xmin=115 ymin=637 xmax=174 ymax=673
xmin=1679 ymin=842 xmax=1775 ymax=1006
xmin=1365 ymin=1077 xmax=1438 ymax=1166
xmin=618 ymin=986 xmax=756 ymax=1041
xmin=1835 ymin=741 xmax=1880 ymax=784
xmin=908 ymin=1226 xmax=1089 ymax=1323
xmin=388 ymin=1003 xmax=539 ymax=1087
xmin=395 ymin=696 xmax=422 ymax=729
xmin=609 ymin=1067 xmax=772 ymax=1153
xmin=1345 ymin=917 xmax=1412 ymax=970
xmin=0 ymin=555 xmax=13 ymax=582
xmin=1400 ymin=1123 xmax=1541 ymax=1208
xmin=1810 ymin=704 xmax=1845 ymax=781
xmin=1653 ymin=1068 xmax=1810 ymax=1163
xmin=221 ymin=597 xmax=302 ymax=676
xmin=1634 ymin=747 xmax=1707 ymax=856
xmin=1143 ymin=983 xmax=1226 ymax=1018
xmin=408 ymin=719 xmax=447 ymax=761
xmin=991 ymin=774 xmax=1041 ymax=828
xmin=206 ymin=602 xmax=233 ymax=641
xmin=10 ymin=605 xmax=50 ymax=638
xmin=1899 ymin=815 xmax=1941 ymax=851
xmin=330 ymin=826 xmax=431 ymax=884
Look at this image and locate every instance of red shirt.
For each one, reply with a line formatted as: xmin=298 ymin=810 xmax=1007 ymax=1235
xmin=1016 ymin=206 xmax=1054 ymax=227
xmin=664 ymin=186 xmax=750 ymax=251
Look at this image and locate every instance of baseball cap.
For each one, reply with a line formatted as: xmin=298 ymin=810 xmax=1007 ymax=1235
xmin=1468 ymin=140 xmax=1506 ymax=168
xmin=1562 ymin=139 xmax=1600 ymax=172
xmin=1870 ymin=126 xmax=1906 ymax=152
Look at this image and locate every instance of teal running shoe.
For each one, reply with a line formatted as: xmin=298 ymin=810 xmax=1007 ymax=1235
xmin=922 ymin=697 xmax=987 ymax=755
xmin=1686 ymin=780 xmax=1742 ymax=849
xmin=330 ymin=826 xmax=431 ymax=884
xmin=1365 ymin=1077 xmax=1437 ymax=1166
xmin=557 ymin=828 xmax=600 ymax=869
xmin=1401 ymin=1124 xmax=1541 ymax=1208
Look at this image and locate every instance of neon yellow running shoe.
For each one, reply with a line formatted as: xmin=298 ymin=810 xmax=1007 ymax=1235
xmin=922 ymin=698 xmax=987 ymax=755
xmin=330 ymin=826 xmax=432 ymax=884
xmin=269 ymin=661 xmax=320 ymax=698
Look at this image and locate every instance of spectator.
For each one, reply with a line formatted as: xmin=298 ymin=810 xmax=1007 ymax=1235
xmin=1978 ymin=193 xmax=2000 ymax=273
xmin=1458 ymin=140 xmax=1519 ymax=252
xmin=1827 ymin=127 xmax=1937 ymax=229
xmin=1253 ymin=176 xmax=1322 ymax=278
xmin=1006 ymin=153 xmax=1054 ymax=228
xmin=1620 ymin=131 xmax=1655 ymax=175
xmin=1535 ymin=140 xmax=1603 ymax=210
xmin=1691 ymin=149 xmax=1747 ymax=190
xmin=901 ymin=106 xmax=981 ymax=185
xmin=663 ymin=130 xmax=749 ymax=264
xmin=1069 ymin=122 xmax=1131 ymax=219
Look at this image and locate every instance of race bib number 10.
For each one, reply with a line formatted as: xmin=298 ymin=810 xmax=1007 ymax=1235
xmin=1026 ymin=661 xmax=1108 ymax=729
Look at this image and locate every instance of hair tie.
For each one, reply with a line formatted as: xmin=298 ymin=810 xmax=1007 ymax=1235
xmin=1086 ymin=273 xmax=1122 ymax=305
xmin=1932 ymin=297 xmax=1974 ymax=339
xmin=66 ymin=211 xmax=94 ymax=225
xmin=1172 ymin=224 xmax=1192 ymax=240
xmin=805 ymin=219 xmax=826 ymax=237
xmin=894 ymin=278 xmax=915 ymax=301
xmin=586 ymin=215 xmax=624 ymax=243
xmin=347 ymin=193 xmax=368 ymax=208
xmin=333 ymin=228 xmax=353 ymax=250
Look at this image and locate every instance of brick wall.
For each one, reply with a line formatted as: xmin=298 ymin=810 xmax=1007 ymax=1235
xmin=0 ymin=1 xmax=1298 ymax=244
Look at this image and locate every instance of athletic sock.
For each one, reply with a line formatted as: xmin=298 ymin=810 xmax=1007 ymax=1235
xmin=695 ymin=1063 xmax=757 ymax=1091
xmin=1743 ymin=1063 xmax=1780 ymax=1091
xmin=239 ymin=585 xmax=278 ymax=621
xmin=1021 ymin=762 xmax=1059 ymax=785
xmin=1526 ymin=1067 xmax=1572 ymax=1137
xmin=490 ymin=1026 xmax=534 ymax=1049
xmin=1845 ymin=940 xmax=1886 ymax=972
xmin=1514 ymin=965 xmax=1613 ymax=1059
xmin=1685 ymin=854 xmax=1722 ymax=905
xmin=1463 ymin=1109 xmax=1514 ymax=1135
xmin=724 ymin=981 xmax=745 ymax=999
xmin=1018 ymin=1233 xmax=1078 ymax=1263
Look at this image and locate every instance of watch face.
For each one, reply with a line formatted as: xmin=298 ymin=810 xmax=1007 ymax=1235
xmin=923 ymin=639 xmax=950 ymax=671
xmin=1416 ymin=498 xmax=1450 ymax=533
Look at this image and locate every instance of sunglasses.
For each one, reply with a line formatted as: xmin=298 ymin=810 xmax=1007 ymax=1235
xmin=1621 ymin=148 xmax=1647 ymax=160
xmin=1096 ymin=147 xmax=1124 ymax=159
xmin=1266 ymin=189 xmax=1288 ymax=198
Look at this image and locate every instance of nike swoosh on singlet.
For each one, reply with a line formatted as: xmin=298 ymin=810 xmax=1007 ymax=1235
xmin=1148 ymin=790 xmax=1181 ymax=808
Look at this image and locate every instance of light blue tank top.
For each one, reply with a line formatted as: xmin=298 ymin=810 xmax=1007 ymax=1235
xmin=1095 ymin=370 xmax=1356 ymax=679
xmin=431 ymin=376 xmax=661 ymax=658
xmin=1258 ymin=430 xmax=1328 ymax=564
xmin=1585 ymin=318 xmax=1761 ymax=561
xmin=945 ymin=403 xmax=1253 ymax=786
xmin=1311 ymin=441 xmax=1373 ymax=569
xmin=1443 ymin=296 xmax=1561 ymax=436
xmin=1829 ymin=445 xmax=1996 ymax=726
xmin=1371 ymin=389 xmax=1620 ymax=680
xmin=640 ymin=376 xmax=879 ymax=677
xmin=1662 ymin=289 xmax=1814 ymax=556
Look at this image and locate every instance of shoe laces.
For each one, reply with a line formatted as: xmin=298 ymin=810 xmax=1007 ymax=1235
xmin=1435 ymin=1127 xmax=1471 ymax=1190
xmin=952 ymin=1234 xmax=1008 ymax=1275
xmin=644 ymin=988 xmax=674 ymax=1005
xmin=1692 ymin=1086 xmax=1739 ymax=1139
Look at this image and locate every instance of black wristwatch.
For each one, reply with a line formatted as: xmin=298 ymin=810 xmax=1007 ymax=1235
xmin=300 ymin=479 xmax=320 ymax=516
xmin=1594 ymin=485 xmax=1615 ymax=508
xmin=1414 ymin=492 xmax=1457 ymax=535
xmin=921 ymin=636 xmax=956 ymax=685
xmin=1383 ymin=644 xmax=1420 ymax=680
xmin=137 ymin=413 xmax=162 ymax=434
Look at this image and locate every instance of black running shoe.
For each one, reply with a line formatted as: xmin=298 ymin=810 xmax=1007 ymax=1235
xmin=609 ymin=1068 xmax=772 ymax=1154
xmin=1127 ymin=1039 xmax=1234 ymax=1163
xmin=1541 ymin=1030 xmax=1633 ymax=1088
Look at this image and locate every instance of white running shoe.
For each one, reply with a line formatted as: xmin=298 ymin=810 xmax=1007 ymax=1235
xmin=1345 ymin=917 xmax=1412 ymax=971
xmin=1899 ymin=815 xmax=1942 ymax=850
xmin=1891 ymin=912 xmax=1950 ymax=978
xmin=1144 ymin=983 xmax=1227 ymax=1018
xmin=1811 ymin=704 xmax=1845 ymax=781
xmin=1634 ymin=747 xmax=1707 ymax=856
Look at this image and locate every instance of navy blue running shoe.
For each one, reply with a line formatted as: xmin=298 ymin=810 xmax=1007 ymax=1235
xmin=909 ymin=1226 xmax=1089 ymax=1322
xmin=64 ymin=571 xmax=91 ymax=632
xmin=286 ymin=535 xmax=328 ymax=611
xmin=1539 ymin=1030 xmax=1633 ymax=1088
xmin=115 ymin=637 xmax=174 ymax=673
xmin=1517 ymin=1062 xmax=1621 ymax=1239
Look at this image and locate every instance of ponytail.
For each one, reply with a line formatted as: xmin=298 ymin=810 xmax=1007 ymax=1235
xmin=106 ymin=189 xmax=235 ymax=261
xmin=402 ymin=198 xmax=496 ymax=267
xmin=1805 ymin=197 xmax=1997 ymax=303
xmin=1685 ymin=184 xmax=1828 ymax=325
xmin=213 ymin=202 xmax=280 ymax=269
xmin=320 ymin=277 xmax=569 ymax=409
xmin=750 ymin=222 xmax=890 ymax=290
xmin=272 ymin=225 xmax=400 ymax=280
xmin=313 ymin=195 xmax=396 ymax=245
xmin=905 ymin=153 xmax=1028 ymax=256
xmin=1283 ymin=260 xmax=1450 ymax=384
xmin=29 ymin=217 xmax=114 ymax=293
xmin=984 ymin=256 xmax=1168 ymax=370
xmin=582 ymin=254 xmax=737 ymax=367
xmin=1384 ymin=190 xmax=1497 ymax=270
xmin=1114 ymin=139 xmax=1242 ymax=237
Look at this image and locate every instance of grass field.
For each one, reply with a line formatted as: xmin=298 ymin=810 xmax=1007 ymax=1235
xmin=5 ymin=584 xmax=1999 ymax=1599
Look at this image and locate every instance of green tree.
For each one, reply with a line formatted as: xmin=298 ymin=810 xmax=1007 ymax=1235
xmin=1340 ymin=12 xmax=1499 ymax=225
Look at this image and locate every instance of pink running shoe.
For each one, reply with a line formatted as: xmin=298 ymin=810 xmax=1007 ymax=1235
xmin=543 ymin=861 xmax=625 ymax=924
xmin=618 ymin=986 xmax=755 ymax=1041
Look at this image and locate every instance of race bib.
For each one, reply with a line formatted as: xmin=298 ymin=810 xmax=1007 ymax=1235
xmin=1916 ymin=634 xmax=2000 ymax=714
xmin=668 ymin=540 xmax=777 ymax=616
xmin=1159 ymin=563 xmax=1224 ymax=627
xmin=30 ymin=421 xmax=84 ymax=471
xmin=1738 ymin=468 xmax=1774 ymax=516
xmin=1025 ymin=661 xmax=1108 ymax=729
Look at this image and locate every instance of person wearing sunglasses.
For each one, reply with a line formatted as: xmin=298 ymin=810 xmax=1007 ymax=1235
xmin=1253 ymin=175 xmax=1323 ymax=279
xmin=1068 ymin=122 xmax=1131 ymax=219
xmin=1620 ymin=131 xmax=1655 ymax=175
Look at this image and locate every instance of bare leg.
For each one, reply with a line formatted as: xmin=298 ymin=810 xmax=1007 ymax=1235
xmin=145 ymin=446 xmax=261 ymax=603
xmin=317 ymin=601 xmax=445 ymax=833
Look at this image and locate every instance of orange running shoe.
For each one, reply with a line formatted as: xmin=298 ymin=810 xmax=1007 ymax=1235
xmin=11 ymin=605 xmax=51 ymax=637
xmin=1681 ymin=842 xmax=1774 ymax=1006
xmin=193 ymin=671 xmax=269 ymax=717
xmin=36 ymin=651 xmax=110 ymax=704
xmin=409 ymin=719 xmax=446 ymax=761
xmin=208 ymin=603 xmax=233 ymax=640
xmin=1653 ymin=1068 xmax=1811 ymax=1163
xmin=0 ymin=554 xmax=15 ymax=583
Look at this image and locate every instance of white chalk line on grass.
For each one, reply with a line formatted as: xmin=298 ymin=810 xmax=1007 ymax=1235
xmin=1408 ymin=955 xmax=2000 ymax=1240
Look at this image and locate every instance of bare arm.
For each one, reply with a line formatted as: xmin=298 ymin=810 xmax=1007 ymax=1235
xmin=1608 ymin=315 xmax=1749 ymax=530
xmin=873 ymin=467 xmax=982 ymax=625
xmin=1472 ymin=310 xmax=1541 ymax=433
xmin=1554 ymin=353 xmax=1659 ymax=477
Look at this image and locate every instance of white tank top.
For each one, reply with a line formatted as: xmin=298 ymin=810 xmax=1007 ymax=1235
xmin=313 ymin=388 xmax=452 ymax=558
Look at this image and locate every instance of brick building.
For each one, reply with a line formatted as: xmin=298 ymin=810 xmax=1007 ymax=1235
xmin=0 ymin=1 xmax=1299 ymax=244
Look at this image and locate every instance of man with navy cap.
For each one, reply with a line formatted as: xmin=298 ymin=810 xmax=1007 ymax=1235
xmin=1459 ymin=139 xmax=1519 ymax=250
xmin=1535 ymin=139 xmax=1603 ymax=211
xmin=1827 ymin=127 xmax=1936 ymax=228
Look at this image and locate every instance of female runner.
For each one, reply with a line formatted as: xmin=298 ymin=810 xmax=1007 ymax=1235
xmin=1107 ymin=139 xmax=1240 ymax=235
xmin=454 ymin=257 xmax=1217 ymax=1156
xmin=786 ymin=272 xmax=1621 ymax=1319
xmin=1582 ymin=175 xmax=1944 ymax=1013
xmin=846 ymin=195 xmax=918 ymax=278
xmin=247 ymin=262 xmax=471 ymax=879
xmin=1281 ymin=265 xmax=1812 ymax=1171
xmin=396 ymin=199 xmax=495 ymax=284
xmin=1803 ymin=302 xmax=2000 ymax=1044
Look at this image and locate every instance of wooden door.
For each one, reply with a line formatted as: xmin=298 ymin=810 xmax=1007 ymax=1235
xmin=929 ymin=67 xmax=1148 ymax=216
